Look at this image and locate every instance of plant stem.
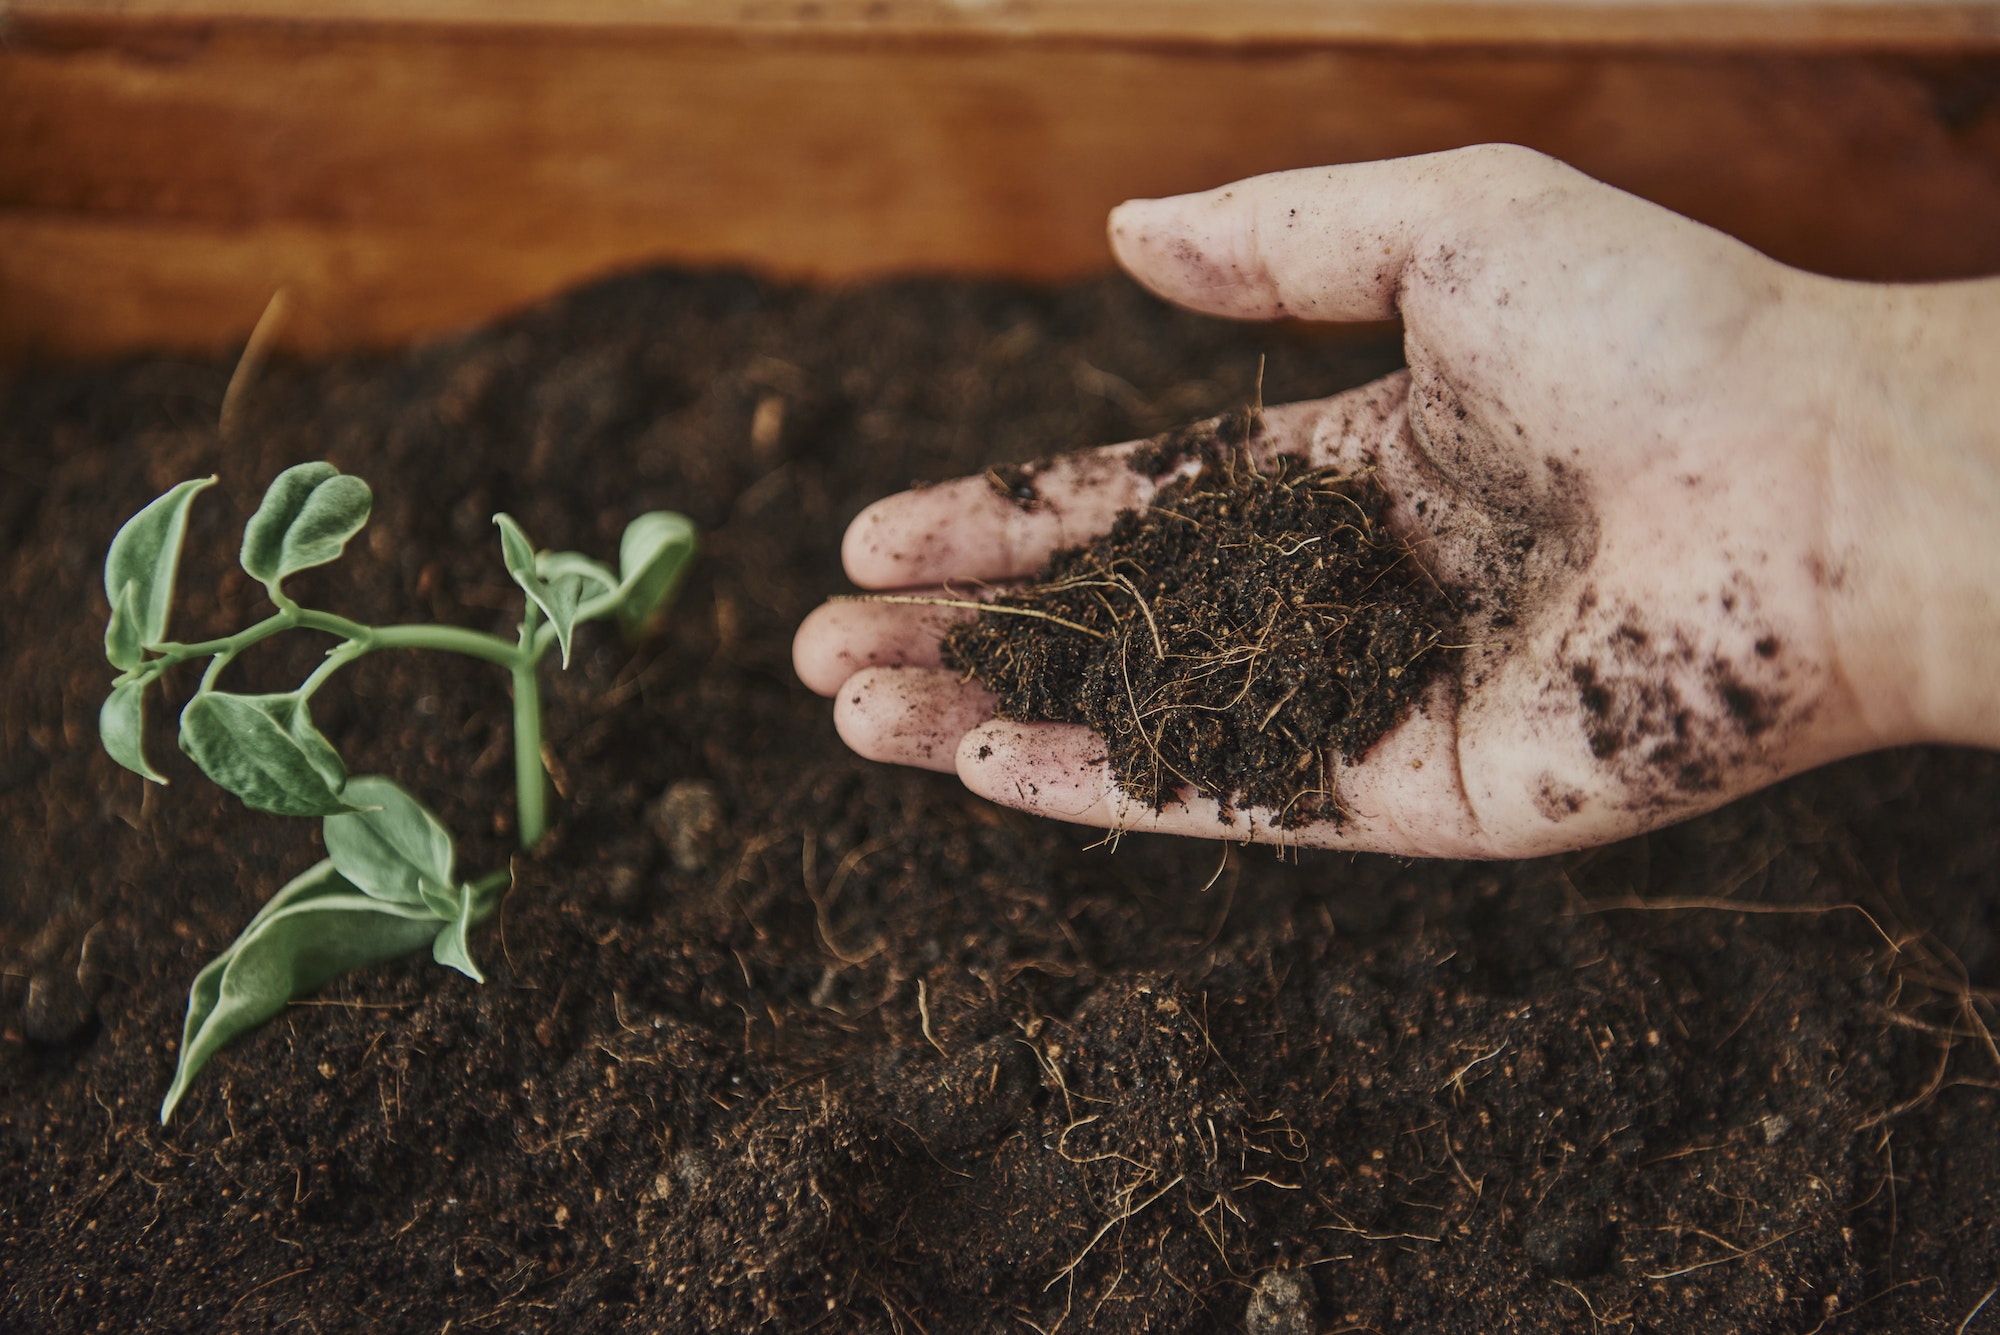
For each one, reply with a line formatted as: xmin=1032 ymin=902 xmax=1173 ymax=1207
xmin=368 ymin=623 xmax=524 ymax=668
xmin=297 ymin=641 xmax=368 ymax=700
xmin=152 ymin=610 xmax=522 ymax=672
xmin=512 ymin=602 xmax=548 ymax=848
xmin=465 ymin=868 xmax=513 ymax=923
xmin=149 ymin=612 xmax=291 ymax=666
xmin=160 ymin=597 xmax=554 ymax=849
xmin=511 ymin=663 xmax=547 ymax=848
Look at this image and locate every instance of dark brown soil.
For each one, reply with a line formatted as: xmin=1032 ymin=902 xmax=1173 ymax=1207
xmin=3 ymin=272 xmax=1998 ymax=1335
xmin=943 ymin=428 xmax=1456 ymax=826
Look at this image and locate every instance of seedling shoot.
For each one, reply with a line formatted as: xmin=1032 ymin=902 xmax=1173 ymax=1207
xmin=98 ymin=463 xmax=695 ymax=1121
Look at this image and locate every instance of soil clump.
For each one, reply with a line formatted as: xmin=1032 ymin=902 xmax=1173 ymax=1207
xmin=1 ymin=272 xmax=1996 ymax=1334
xmin=944 ymin=419 xmax=1455 ymax=826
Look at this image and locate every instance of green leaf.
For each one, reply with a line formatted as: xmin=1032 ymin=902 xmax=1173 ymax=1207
xmin=104 ymin=580 xmax=144 ymax=672
xmin=495 ymin=514 xmax=588 ymax=667
xmin=322 ymin=775 xmax=455 ymax=907
xmin=160 ymin=860 xmax=442 ymax=1123
xmin=431 ymin=892 xmax=480 ymax=981
xmin=615 ymin=511 xmax=698 ymax=630
xmin=542 ymin=576 xmax=587 ymax=667
xmin=494 ymin=511 xmax=540 ymax=591
xmin=539 ymin=551 xmax=618 ymax=594
xmin=417 ymin=880 xmax=461 ymax=920
xmin=431 ymin=871 xmax=509 ymax=983
xmin=240 ymin=462 xmax=373 ymax=589
xmin=178 ymin=692 xmax=353 ymax=817
xmin=101 ymin=679 xmax=165 ymax=783
xmin=541 ymin=553 xmax=621 ymax=663
xmin=104 ymin=476 xmax=216 ymax=647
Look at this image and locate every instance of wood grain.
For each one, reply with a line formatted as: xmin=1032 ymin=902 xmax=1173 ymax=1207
xmin=4 ymin=17 xmax=1998 ymax=357
xmin=13 ymin=0 xmax=2000 ymax=50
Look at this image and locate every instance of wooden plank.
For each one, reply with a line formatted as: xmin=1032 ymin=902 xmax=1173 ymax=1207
xmin=12 ymin=0 xmax=2000 ymax=51
xmin=4 ymin=22 xmax=1998 ymax=357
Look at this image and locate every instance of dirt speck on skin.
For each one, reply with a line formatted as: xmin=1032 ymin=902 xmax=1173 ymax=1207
xmin=945 ymin=426 xmax=1458 ymax=825
xmin=1554 ymin=583 xmax=1799 ymax=812
xmin=984 ymin=461 xmax=1043 ymax=510
xmin=2 ymin=270 xmax=1996 ymax=1335
xmin=1126 ymin=406 xmax=1258 ymax=479
xmin=1532 ymin=773 xmax=1587 ymax=821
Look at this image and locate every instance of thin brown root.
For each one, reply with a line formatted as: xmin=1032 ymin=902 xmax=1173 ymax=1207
xmin=1576 ymin=896 xmax=1903 ymax=956
xmin=1195 ymin=842 xmax=1231 ymax=895
xmin=1642 ymin=1225 xmax=1807 ymax=1280
xmin=1120 ymin=635 xmax=1198 ymax=792
xmin=1257 ymin=683 xmax=1302 ymax=733
xmin=1962 ymin=993 xmax=2000 ymax=1074
xmin=917 ymin=978 xmax=948 ymax=1058
xmin=1858 ymin=1035 xmax=1955 ymax=1130
xmin=1045 ymin=1174 xmax=1184 ymax=1291
xmin=1957 ymin=1287 xmax=1998 ymax=1335
xmin=1109 ymin=572 xmax=1167 ymax=660
xmin=219 ymin=287 xmax=292 ymax=440
xmin=807 ymin=835 xmax=889 ymax=965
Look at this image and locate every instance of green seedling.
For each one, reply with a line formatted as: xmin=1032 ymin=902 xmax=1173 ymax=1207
xmin=99 ymin=463 xmax=696 ymax=1122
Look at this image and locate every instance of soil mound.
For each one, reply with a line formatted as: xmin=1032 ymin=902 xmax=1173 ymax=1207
xmin=946 ymin=417 xmax=1455 ymax=825
xmin=2 ymin=271 xmax=1995 ymax=1335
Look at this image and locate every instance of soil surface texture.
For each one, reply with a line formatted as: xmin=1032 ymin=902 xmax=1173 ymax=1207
xmin=944 ymin=426 xmax=1455 ymax=826
xmin=3 ymin=272 xmax=1998 ymax=1335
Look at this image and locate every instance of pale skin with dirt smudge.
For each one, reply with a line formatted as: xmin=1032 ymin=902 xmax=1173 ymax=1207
xmin=793 ymin=145 xmax=2000 ymax=858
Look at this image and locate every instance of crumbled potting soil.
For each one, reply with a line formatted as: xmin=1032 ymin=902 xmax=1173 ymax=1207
xmin=2 ymin=272 xmax=1998 ymax=1335
xmin=944 ymin=427 xmax=1455 ymax=825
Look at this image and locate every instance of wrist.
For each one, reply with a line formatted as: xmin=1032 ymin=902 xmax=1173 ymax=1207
xmin=1821 ymin=275 xmax=2000 ymax=750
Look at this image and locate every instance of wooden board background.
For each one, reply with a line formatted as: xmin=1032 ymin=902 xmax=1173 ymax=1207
xmin=4 ymin=4 xmax=2000 ymax=357
xmin=16 ymin=0 xmax=2000 ymax=49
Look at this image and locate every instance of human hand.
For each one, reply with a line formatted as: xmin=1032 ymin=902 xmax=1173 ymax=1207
xmin=794 ymin=145 xmax=2000 ymax=857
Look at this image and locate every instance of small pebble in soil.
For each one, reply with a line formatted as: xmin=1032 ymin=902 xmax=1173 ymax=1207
xmin=651 ymin=778 xmax=726 ymax=872
xmin=603 ymin=864 xmax=644 ymax=911
xmin=22 ymin=966 xmax=98 ymax=1047
xmin=1244 ymin=1268 xmax=1314 ymax=1335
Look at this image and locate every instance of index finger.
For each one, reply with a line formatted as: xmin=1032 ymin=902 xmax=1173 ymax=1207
xmin=840 ymin=386 xmax=1405 ymax=589
xmin=840 ymin=441 xmax=1160 ymax=590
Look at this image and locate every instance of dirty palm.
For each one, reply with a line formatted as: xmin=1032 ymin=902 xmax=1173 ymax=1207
xmin=99 ymin=462 xmax=694 ymax=1120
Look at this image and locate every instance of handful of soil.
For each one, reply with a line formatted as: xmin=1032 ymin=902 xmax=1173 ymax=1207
xmin=944 ymin=434 xmax=1458 ymax=826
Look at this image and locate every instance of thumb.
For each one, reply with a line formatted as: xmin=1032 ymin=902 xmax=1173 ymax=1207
xmin=1108 ymin=145 xmax=1538 ymax=323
